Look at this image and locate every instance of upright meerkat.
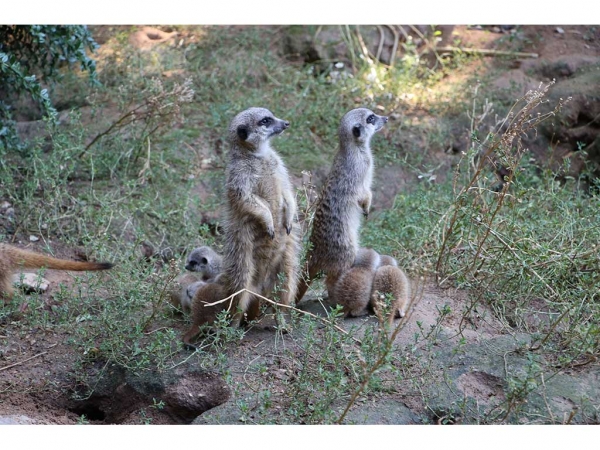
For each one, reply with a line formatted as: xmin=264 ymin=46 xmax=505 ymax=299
xmin=371 ymin=255 xmax=411 ymax=326
xmin=0 ymin=243 xmax=113 ymax=301
xmin=332 ymin=247 xmax=380 ymax=318
xmin=222 ymin=107 xmax=300 ymax=328
xmin=296 ymin=108 xmax=388 ymax=303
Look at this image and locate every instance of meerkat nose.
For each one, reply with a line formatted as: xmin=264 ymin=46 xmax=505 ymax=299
xmin=283 ymin=121 xmax=290 ymax=128
xmin=382 ymin=116 xmax=389 ymax=123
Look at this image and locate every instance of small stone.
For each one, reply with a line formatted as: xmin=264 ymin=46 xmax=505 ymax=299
xmin=0 ymin=201 xmax=11 ymax=210
xmin=556 ymin=27 xmax=565 ymax=34
xmin=12 ymin=272 xmax=50 ymax=293
xmin=334 ymin=62 xmax=344 ymax=69
xmin=375 ymin=105 xmax=385 ymax=112
xmin=29 ymin=235 xmax=39 ymax=242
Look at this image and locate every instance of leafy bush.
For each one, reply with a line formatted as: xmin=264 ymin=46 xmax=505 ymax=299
xmin=0 ymin=25 xmax=98 ymax=148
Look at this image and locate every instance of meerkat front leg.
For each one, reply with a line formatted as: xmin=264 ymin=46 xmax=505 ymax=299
xmin=358 ymin=190 xmax=372 ymax=219
xmin=282 ymin=190 xmax=297 ymax=235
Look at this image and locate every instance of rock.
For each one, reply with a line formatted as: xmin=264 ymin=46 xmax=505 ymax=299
xmin=29 ymin=235 xmax=39 ymax=242
xmin=342 ymin=398 xmax=420 ymax=424
xmin=0 ymin=415 xmax=37 ymax=424
xmin=12 ymin=272 xmax=50 ymax=294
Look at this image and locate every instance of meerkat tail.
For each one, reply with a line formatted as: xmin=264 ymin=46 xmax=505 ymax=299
xmin=7 ymin=246 xmax=113 ymax=272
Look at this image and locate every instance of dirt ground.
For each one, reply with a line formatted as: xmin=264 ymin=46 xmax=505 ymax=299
xmin=1 ymin=24 xmax=599 ymax=425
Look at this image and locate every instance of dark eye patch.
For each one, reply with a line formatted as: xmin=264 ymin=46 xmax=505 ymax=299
xmin=258 ymin=117 xmax=272 ymax=126
xmin=366 ymin=114 xmax=375 ymax=124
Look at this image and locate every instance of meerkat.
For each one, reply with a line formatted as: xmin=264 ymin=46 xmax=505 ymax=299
xmin=371 ymin=255 xmax=411 ymax=326
xmin=181 ymin=274 xmax=260 ymax=346
xmin=169 ymin=246 xmax=224 ymax=313
xmin=0 ymin=243 xmax=113 ymax=302
xmin=332 ymin=247 xmax=381 ymax=318
xmin=184 ymin=246 xmax=223 ymax=282
xmin=296 ymin=108 xmax=388 ymax=303
xmin=221 ymin=107 xmax=300 ymax=328
xmin=169 ymin=273 xmax=204 ymax=313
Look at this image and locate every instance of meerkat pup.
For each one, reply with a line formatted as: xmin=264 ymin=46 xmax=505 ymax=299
xmin=332 ymin=247 xmax=381 ymax=318
xmin=0 ymin=243 xmax=113 ymax=302
xmin=371 ymin=255 xmax=411 ymax=326
xmin=184 ymin=246 xmax=223 ymax=281
xmin=169 ymin=273 xmax=204 ymax=314
xmin=169 ymin=246 xmax=223 ymax=313
xmin=296 ymin=108 xmax=388 ymax=303
xmin=222 ymin=107 xmax=300 ymax=328
xmin=181 ymin=274 xmax=261 ymax=345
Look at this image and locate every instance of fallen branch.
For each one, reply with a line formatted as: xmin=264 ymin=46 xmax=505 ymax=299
xmin=203 ymin=288 xmax=362 ymax=344
xmin=436 ymin=46 xmax=539 ymax=58
xmin=0 ymin=351 xmax=48 ymax=372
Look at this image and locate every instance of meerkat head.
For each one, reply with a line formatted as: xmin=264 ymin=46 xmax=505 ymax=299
xmin=185 ymin=246 xmax=222 ymax=279
xmin=339 ymin=108 xmax=388 ymax=146
xmin=229 ymin=107 xmax=290 ymax=150
xmin=353 ymin=247 xmax=381 ymax=269
xmin=379 ymin=255 xmax=398 ymax=268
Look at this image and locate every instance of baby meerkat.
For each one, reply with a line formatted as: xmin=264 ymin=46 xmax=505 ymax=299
xmin=181 ymin=274 xmax=260 ymax=346
xmin=371 ymin=255 xmax=411 ymax=326
xmin=169 ymin=273 xmax=204 ymax=314
xmin=332 ymin=247 xmax=381 ymax=317
xmin=0 ymin=243 xmax=113 ymax=302
xmin=222 ymin=107 xmax=300 ymax=328
xmin=184 ymin=246 xmax=223 ymax=282
xmin=296 ymin=108 xmax=388 ymax=303
xmin=169 ymin=246 xmax=223 ymax=313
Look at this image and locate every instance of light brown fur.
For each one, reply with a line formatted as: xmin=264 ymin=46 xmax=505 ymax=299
xmin=169 ymin=273 xmax=203 ymax=314
xmin=371 ymin=256 xmax=411 ymax=326
xmin=0 ymin=243 xmax=113 ymax=302
xmin=296 ymin=108 xmax=388 ymax=303
xmin=181 ymin=275 xmax=260 ymax=345
xmin=333 ymin=247 xmax=380 ymax=317
xmin=222 ymin=107 xmax=300 ymax=328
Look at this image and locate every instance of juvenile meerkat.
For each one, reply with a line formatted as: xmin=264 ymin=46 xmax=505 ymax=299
xmin=222 ymin=107 xmax=300 ymax=328
xmin=181 ymin=274 xmax=260 ymax=345
xmin=184 ymin=246 xmax=223 ymax=281
xmin=371 ymin=255 xmax=411 ymax=326
xmin=0 ymin=243 xmax=113 ymax=301
xmin=332 ymin=247 xmax=381 ymax=318
xmin=170 ymin=246 xmax=224 ymax=313
xmin=169 ymin=273 xmax=204 ymax=314
xmin=296 ymin=108 xmax=388 ymax=302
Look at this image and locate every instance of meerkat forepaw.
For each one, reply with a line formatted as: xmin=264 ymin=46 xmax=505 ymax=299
xmin=285 ymin=224 xmax=292 ymax=235
xmin=266 ymin=226 xmax=275 ymax=239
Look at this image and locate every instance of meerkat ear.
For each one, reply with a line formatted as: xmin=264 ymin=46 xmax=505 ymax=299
xmin=352 ymin=124 xmax=362 ymax=138
xmin=237 ymin=125 xmax=249 ymax=141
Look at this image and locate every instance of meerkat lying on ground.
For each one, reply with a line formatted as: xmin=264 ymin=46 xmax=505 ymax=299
xmin=0 ymin=243 xmax=113 ymax=302
xmin=221 ymin=107 xmax=300 ymax=329
xmin=296 ymin=108 xmax=388 ymax=303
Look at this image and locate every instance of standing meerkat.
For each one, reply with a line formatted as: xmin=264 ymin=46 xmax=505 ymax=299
xmin=222 ymin=107 xmax=300 ymax=328
xmin=296 ymin=108 xmax=388 ymax=303
xmin=332 ymin=247 xmax=380 ymax=318
xmin=0 ymin=243 xmax=113 ymax=301
xmin=371 ymin=255 xmax=411 ymax=326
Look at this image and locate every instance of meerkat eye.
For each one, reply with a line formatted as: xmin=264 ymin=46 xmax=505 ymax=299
xmin=259 ymin=117 xmax=272 ymax=126
xmin=366 ymin=114 xmax=376 ymax=125
xmin=200 ymin=257 xmax=208 ymax=265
